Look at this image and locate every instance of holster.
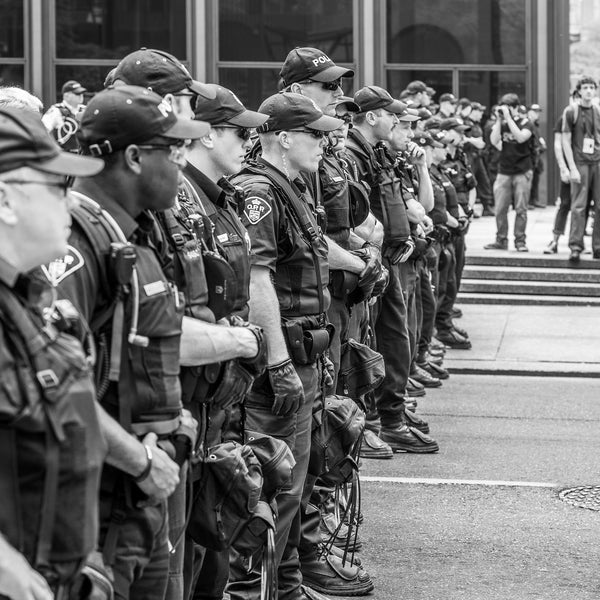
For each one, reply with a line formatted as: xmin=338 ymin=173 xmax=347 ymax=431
xmin=328 ymin=270 xmax=359 ymax=301
xmin=281 ymin=316 xmax=334 ymax=365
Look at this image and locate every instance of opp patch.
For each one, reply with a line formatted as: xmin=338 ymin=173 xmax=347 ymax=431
xmin=244 ymin=196 xmax=272 ymax=225
xmin=44 ymin=245 xmax=85 ymax=285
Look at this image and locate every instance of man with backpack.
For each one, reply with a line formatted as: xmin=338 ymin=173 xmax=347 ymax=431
xmin=561 ymin=75 xmax=600 ymax=261
xmin=0 ymin=107 xmax=105 ymax=598
xmin=56 ymin=85 xmax=209 ymax=599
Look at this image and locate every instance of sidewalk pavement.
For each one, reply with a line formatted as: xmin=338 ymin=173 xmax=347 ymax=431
xmin=444 ymin=205 xmax=600 ymax=377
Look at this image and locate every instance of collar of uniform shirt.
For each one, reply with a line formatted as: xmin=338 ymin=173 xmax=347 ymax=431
xmin=184 ymin=161 xmax=227 ymax=208
xmin=0 ymin=255 xmax=20 ymax=287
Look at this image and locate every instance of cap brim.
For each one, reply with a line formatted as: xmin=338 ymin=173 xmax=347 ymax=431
xmin=384 ymin=99 xmax=410 ymax=114
xmin=398 ymin=113 xmax=421 ymax=122
xmin=310 ymin=65 xmax=355 ymax=82
xmin=31 ymin=151 xmax=104 ymax=177
xmin=164 ymin=117 xmax=211 ymax=140
xmin=306 ymin=114 xmax=345 ymax=132
xmin=452 ymin=125 xmax=470 ymax=132
xmin=228 ymin=109 xmax=270 ymax=128
xmin=188 ymin=80 xmax=218 ymax=99
xmin=74 ymin=87 xmax=87 ymax=94
xmin=335 ymin=96 xmax=360 ymax=113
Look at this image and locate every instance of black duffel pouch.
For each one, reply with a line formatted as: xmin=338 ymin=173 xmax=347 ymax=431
xmin=303 ymin=328 xmax=331 ymax=363
xmin=336 ymin=338 xmax=385 ymax=399
xmin=328 ymin=270 xmax=359 ymax=301
xmin=282 ymin=319 xmax=309 ymax=364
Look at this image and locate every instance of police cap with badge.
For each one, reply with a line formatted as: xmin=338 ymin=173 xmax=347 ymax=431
xmin=279 ymin=46 xmax=354 ymax=88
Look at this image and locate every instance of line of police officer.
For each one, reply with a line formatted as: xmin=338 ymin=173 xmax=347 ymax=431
xmin=0 ymin=46 xmax=478 ymax=600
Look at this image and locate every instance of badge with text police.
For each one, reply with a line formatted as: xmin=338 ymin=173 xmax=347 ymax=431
xmin=244 ymin=196 xmax=272 ymax=225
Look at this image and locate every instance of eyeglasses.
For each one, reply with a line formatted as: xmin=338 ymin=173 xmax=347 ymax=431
xmin=213 ymin=125 xmax=252 ymax=141
xmin=338 ymin=114 xmax=354 ymax=128
xmin=137 ymin=142 xmax=188 ymax=166
xmin=299 ymin=79 xmax=342 ymax=92
xmin=4 ymin=179 xmax=71 ymax=197
xmin=286 ymin=129 xmax=326 ymax=140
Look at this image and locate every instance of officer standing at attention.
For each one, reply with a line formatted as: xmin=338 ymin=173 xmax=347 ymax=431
xmin=0 ymin=108 xmax=105 ymax=598
xmin=56 ymin=85 xmax=209 ymax=599
xmin=346 ymin=86 xmax=438 ymax=453
xmin=226 ymin=92 xmax=342 ymax=600
xmin=41 ymin=80 xmax=87 ymax=152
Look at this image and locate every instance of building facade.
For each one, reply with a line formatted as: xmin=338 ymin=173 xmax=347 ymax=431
xmin=1 ymin=0 xmax=569 ymax=200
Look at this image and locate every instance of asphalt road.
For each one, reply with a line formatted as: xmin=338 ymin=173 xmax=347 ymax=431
xmin=334 ymin=374 xmax=600 ymax=600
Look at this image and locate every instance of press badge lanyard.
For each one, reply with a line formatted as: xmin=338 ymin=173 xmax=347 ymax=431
xmin=582 ymin=107 xmax=595 ymax=155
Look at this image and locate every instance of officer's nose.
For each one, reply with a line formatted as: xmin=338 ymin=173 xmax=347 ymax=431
xmin=66 ymin=190 xmax=80 ymax=212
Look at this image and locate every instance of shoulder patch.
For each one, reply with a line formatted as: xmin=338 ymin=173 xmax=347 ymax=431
xmin=243 ymin=196 xmax=272 ymax=225
xmin=44 ymin=245 xmax=85 ymax=285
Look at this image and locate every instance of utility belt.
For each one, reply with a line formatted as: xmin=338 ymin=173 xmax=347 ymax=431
xmin=430 ymin=226 xmax=451 ymax=244
xmin=281 ymin=314 xmax=334 ymax=365
xmin=409 ymin=235 xmax=434 ymax=260
xmin=328 ymin=269 xmax=359 ymax=302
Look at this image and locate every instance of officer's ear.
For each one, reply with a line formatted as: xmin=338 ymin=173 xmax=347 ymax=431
xmin=123 ymin=145 xmax=144 ymax=175
xmin=163 ymin=93 xmax=176 ymax=109
xmin=289 ymin=82 xmax=303 ymax=95
xmin=0 ymin=182 xmax=18 ymax=226
xmin=200 ymin=130 xmax=215 ymax=149
xmin=365 ymin=111 xmax=378 ymax=126
xmin=276 ymin=131 xmax=292 ymax=150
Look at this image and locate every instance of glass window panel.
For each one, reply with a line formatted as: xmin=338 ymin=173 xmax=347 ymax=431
xmin=218 ymin=67 xmax=281 ymax=110
xmin=0 ymin=0 xmax=24 ymax=57
xmin=458 ymin=70 xmax=527 ymax=110
xmin=219 ymin=0 xmax=353 ymax=63
xmin=56 ymin=0 xmax=187 ymax=59
xmin=387 ymin=0 xmax=526 ymax=65
xmin=55 ymin=65 xmax=114 ymax=102
xmin=0 ymin=63 xmax=24 ymax=87
xmin=386 ymin=70 xmax=452 ymax=103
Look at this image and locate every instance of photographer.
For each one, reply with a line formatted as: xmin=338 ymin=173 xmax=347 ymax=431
xmin=484 ymin=93 xmax=534 ymax=252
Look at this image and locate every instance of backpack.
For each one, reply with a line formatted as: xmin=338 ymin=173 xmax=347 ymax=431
xmin=336 ymin=338 xmax=385 ymax=399
xmin=0 ymin=279 xmax=105 ymax=581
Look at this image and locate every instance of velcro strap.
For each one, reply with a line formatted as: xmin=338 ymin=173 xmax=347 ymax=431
xmin=130 ymin=416 xmax=181 ymax=437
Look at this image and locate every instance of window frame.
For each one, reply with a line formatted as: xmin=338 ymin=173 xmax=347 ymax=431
xmin=0 ymin=0 xmax=28 ymax=89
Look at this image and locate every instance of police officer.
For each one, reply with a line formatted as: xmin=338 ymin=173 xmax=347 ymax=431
xmin=226 ymin=92 xmax=342 ymax=600
xmin=171 ymin=84 xmax=269 ymax=600
xmin=0 ymin=108 xmax=105 ymax=598
xmin=346 ymin=86 xmax=438 ymax=453
xmin=41 ymin=80 xmax=87 ymax=152
xmin=56 ymin=85 xmax=209 ymax=598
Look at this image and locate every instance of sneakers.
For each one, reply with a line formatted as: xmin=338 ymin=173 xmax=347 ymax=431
xmin=543 ymin=241 xmax=558 ymax=254
xmin=436 ymin=329 xmax=472 ymax=350
xmin=515 ymin=244 xmax=529 ymax=252
xmin=402 ymin=408 xmax=430 ymax=434
xmin=379 ymin=423 xmax=439 ymax=453
xmin=360 ymin=428 xmax=393 ymax=459
xmin=301 ymin=552 xmax=374 ymax=596
xmin=406 ymin=377 xmax=426 ymax=397
xmin=569 ymin=249 xmax=581 ymax=263
xmin=450 ymin=307 xmax=463 ymax=319
xmin=484 ymin=241 xmax=508 ymax=250
xmin=410 ymin=364 xmax=442 ymax=388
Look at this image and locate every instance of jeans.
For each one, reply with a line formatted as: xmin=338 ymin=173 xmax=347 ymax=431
xmin=493 ymin=171 xmax=532 ymax=246
xmin=227 ymin=361 xmax=319 ymax=600
xmin=417 ymin=257 xmax=437 ymax=357
xmin=371 ymin=259 xmax=410 ymax=427
xmin=326 ymin=294 xmax=350 ymax=393
xmin=553 ymin=181 xmax=572 ymax=235
xmin=569 ymin=162 xmax=600 ymax=252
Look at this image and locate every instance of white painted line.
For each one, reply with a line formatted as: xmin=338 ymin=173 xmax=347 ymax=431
xmin=361 ymin=476 xmax=557 ymax=488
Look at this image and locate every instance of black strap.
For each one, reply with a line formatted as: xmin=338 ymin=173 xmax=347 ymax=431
xmin=0 ymin=428 xmax=23 ymax=553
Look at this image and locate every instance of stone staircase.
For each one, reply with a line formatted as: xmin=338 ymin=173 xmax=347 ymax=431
xmin=458 ymin=254 xmax=600 ymax=306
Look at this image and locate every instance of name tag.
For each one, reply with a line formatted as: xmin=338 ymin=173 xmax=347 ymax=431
xmin=331 ymin=175 xmax=344 ymax=183
xmin=442 ymin=182 xmax=451 ymax=188
xmin=143 ymin=280 xmax=167 ymax=296
xmin=217 ymin=233 xmax=229 ymax=243
xmin=583 ymin=137 xmax=595 ymax=154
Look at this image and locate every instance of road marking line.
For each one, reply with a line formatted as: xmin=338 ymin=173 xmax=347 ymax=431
xmin=361 ymin=476 xmax=557 ymax=488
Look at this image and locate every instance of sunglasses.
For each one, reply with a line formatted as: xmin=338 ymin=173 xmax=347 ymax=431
xmin=299 ymin=79 xmax=342 ymax=91
xmin=137 ymin=141 xmax=188 ymax=166
xmin=285 ymin=129 xmax=326 ymax=140
xmin=213 ymin=125 xmax=252 ymax=141
xmin=4 ymin=178 xmax=71 ymax=197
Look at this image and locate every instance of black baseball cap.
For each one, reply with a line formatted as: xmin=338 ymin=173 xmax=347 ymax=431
xmin=78 ymin=85 xmax=210 ymax=156
xmin=423 ymin=117 xmax=443 ymax=132
xmin=406 ymin=80 xmax=427 ymax=94
xmin=528 ymin=103 xmax=542 ymax=112
xmin=439 ymin=117 xmax=470 ymax=132
xmin=62 ymin=80 xmax=86 ymax=95
xmin=439 ymin=93 xmax=457 ymax=104
xmin=426 ymin=86 xmax=436 ymax=96
xmin=417 ymin=107 xmax=433 ymax=120
xmin=280 ymin=47 xmax=354 ymax=87
xmin=256 ymin=92 xmax=343 ymax=133
xmin=471 ymin=102 xmax=485 ymax=111
xmin=414 ymin=131 xmax=445 ymax=148
xmin=354 ymin=86 xmax=409 ymax=114
xmin=499 ymin=93 xmax=520 ymax=107
xmin=194 ymin=84 xmax=268 ymax=128
xmin=398 ymin=107 xmax=421 ymax=122
xmin=0 ymin=107 xmax=103 ymax=176
xmin=335 ymin=95 xmax=360 ymax=113
xmin=113 ymin=48 xmax=216 ymax=99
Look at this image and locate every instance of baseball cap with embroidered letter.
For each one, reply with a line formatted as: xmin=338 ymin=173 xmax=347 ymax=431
xmin=279 ymin=47 xmax=354 ymax=87
xmin=256 ymin=92 xmax=343 ymax=133
xmin=113 ymin=48 xmax=216 ymax=99
xmin=62 ymin=80 xmax=86 ymax=95
xmin=414 ymin=131 xmax=445 ymax=148
xmin=354 ymin=86 xmax=415 ymax=118
xmin=0 ymin=107 xmax=103 ymax=176
xmin=193 ymin=84 xmax=268 ymax=127
xmin=78 ymin=85 xmax=211 ymax=156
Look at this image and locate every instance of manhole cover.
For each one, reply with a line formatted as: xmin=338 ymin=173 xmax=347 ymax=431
xmin=559 ymin=486 xmax=600 ymax=511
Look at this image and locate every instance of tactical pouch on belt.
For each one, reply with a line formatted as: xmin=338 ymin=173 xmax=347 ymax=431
xmin=282 ymin=318 xmax=334 ymax=365
xmin=328 ymin=270 xmax=359 ymax=301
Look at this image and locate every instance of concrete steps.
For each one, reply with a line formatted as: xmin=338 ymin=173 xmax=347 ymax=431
xmin=458 ymin=253 xmax=600 ymax=306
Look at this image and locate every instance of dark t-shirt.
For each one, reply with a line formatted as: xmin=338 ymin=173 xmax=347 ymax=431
xmin=562 ymin=104 xmax=600 ymax=164
xmin=498 ymin=118 xmax=534 ymax=175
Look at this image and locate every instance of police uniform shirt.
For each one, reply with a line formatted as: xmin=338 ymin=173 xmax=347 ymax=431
xmin=498 ymin=118 xmax=535 ymax=175
xmin=430 ymin=163 xmax=460 ymax=220
xmin=440 ymin=149 xmax=475 ymax=206
xmin=234 ymin=157 xmax=330 ymax=318
xmin=319 ymin=147 xmax=352 ymax=242
xmin=56 ymin=194 xmax=184 ymax=422
xmin=427 ymin=165 xmax=449 ymax=226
